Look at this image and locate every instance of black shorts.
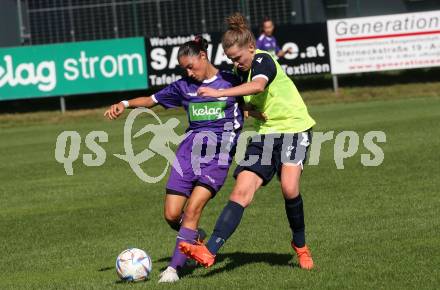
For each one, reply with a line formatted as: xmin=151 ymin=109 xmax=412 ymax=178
xmin=233 ymin=130 xmax=312 ymax=186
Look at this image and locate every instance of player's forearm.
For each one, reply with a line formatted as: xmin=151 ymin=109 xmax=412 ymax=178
xmin=125 ymin=96 xmax=157 ymax=108
xmin=219 ymin=81 xmax=265 ymax=97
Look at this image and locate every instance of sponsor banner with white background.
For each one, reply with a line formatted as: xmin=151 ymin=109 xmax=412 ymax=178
xmin=327 ymin=10 xmax=440 ymax=74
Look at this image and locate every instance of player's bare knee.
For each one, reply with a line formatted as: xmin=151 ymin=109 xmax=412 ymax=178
xmin=163 ymin=208 xmax=180 ymax=225
xmin=184 ymin=206 xmax=202 ymax=223
xmin=281 ymin=183 xmax=299 ymax=199
xmin=230 ymin=187 xmax=253 ymax=207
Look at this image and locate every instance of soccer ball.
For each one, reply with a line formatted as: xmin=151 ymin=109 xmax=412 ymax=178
xmin=116 ymin=248 xmax=152 ymax=282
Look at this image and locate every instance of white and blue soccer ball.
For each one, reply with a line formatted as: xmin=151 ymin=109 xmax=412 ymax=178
xmin=116 ymin=248 xmax=152 ymax=282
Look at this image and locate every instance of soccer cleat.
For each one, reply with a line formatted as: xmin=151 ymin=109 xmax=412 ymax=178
xmin=179 ymin=241 xmax=215 ymax=268
xmin=291 ymin=242 xmax=314 ymax=270
xmin=158 ymin=266 xmax=179 ymax=283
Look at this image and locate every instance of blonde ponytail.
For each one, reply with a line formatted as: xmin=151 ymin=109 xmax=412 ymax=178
xmin=222 ymin=13 xmax=256 ymax=50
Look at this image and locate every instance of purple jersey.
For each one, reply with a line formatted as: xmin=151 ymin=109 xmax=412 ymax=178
xmin=256 ymin=34 xmax=281 ymax=56
xmin=152 ymin=71 xmax=243 ymax=133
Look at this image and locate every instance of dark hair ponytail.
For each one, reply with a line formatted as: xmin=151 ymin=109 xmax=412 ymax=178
xmin=178 ymin=35 xmax=209 ymax=59
xmin=194 ymin=35 xmax=209 ymax=52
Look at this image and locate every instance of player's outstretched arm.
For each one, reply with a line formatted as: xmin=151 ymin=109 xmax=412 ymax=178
xmin=197 ymin=78 xmax=267 ymax=98
xmin=104 ymin=96 xmax=157 ymax=120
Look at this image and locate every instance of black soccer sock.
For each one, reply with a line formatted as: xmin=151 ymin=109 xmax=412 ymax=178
xmin=285 ymin=194 xmax=306 ymax=248
xmin=167 ymin=212 xmax=183 ymax=232
xmin=206 ymin=200 xmax=245 ymax=255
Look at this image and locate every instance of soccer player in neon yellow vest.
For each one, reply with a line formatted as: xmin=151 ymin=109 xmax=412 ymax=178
xmin=180 ymin=13 xmax=316 ymax=270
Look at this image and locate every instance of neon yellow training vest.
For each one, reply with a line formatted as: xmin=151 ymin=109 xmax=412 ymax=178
xmin=244 ymin=49 xmax=315 ymax=134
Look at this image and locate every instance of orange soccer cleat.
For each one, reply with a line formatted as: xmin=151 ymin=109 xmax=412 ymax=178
xmin=179 ymin=241 xmax=216 ymax=268
xmin=291 ymin=242 xmax=314 ymax=270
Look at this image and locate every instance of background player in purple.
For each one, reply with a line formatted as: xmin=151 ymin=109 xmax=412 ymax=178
xmin=256 ymin=16 xmax=291 ymax=58
xmin=104 ymin=37 xmax=262 ymax=283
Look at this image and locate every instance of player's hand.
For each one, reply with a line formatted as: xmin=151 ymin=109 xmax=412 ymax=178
xmin=279 ymin=47 xmax=293 ymax=58
xmin=104 ymin=102 xmax=125 ymax=120
xmin=248 ymin=110 xmax=268 ymax=121
xmin=197 ymin=87 xmax=223 ymax=98
xmin=240 ymin=104 xmax=267 ymax=121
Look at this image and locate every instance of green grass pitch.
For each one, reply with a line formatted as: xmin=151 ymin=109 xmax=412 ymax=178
xmin=0 ymin=96 xmax=439 ymax=289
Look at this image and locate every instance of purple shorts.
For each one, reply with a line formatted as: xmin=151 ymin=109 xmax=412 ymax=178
xmin=166 ymin=131 xmax=239 ymax=198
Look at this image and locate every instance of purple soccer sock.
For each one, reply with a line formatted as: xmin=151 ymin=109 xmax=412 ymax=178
xmin=169 ymin=227 xmax=198 ymax=270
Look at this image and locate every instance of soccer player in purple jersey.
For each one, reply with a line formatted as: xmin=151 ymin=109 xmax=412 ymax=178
xmin=256 ymin=16 xmax=290 ymax=58
xmin=104 ymin=37 xmax=262 ymax=282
